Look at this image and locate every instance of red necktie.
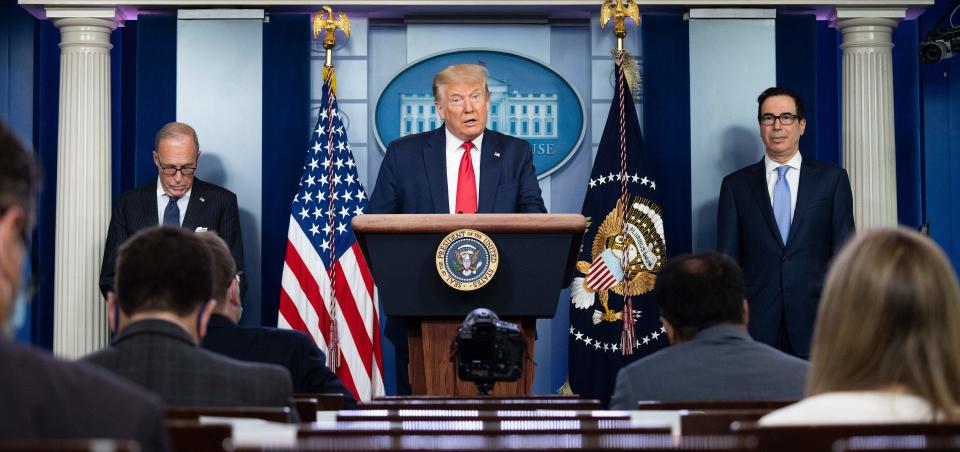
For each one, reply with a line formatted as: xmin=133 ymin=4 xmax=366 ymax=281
xmin=455 ymin=141 xmax=477 ymax=214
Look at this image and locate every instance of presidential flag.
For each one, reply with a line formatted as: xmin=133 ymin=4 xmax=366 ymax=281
xmin=278 ymin=69 xmax=385 ymax=400
xmin=567 ymin=55 xmax=668 ymax=406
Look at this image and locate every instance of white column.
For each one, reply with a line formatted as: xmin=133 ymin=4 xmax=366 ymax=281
xmin=834 ymin=8 xmax=904 ymax=230
xmin=47 ymin=8 xmax=120 ymax=358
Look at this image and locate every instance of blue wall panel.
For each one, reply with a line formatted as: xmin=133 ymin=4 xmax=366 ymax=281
xmin=261 ymin=13 xmax=311 ymax=328
xmin=920 ymin=0 xmax=960 ymax=271
xmin=643 ymin=14 xmax=691 ymax=256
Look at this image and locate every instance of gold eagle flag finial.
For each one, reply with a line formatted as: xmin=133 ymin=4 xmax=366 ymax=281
xmin=600 ymin=0 xmax=640 ymax=53
xmin=313 ymin=6 xmax=351 ymax=68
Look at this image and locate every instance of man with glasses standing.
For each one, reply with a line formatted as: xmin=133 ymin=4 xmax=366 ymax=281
xmin=716 ymin=87 xmax=854 ymax=359
xmin=100 ymin=122 xmax=245 ymax=298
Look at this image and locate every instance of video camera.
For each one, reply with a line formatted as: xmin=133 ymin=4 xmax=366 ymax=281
xmin=920 ymin=0 xmax=960 ymax=64
xmin=454 ymin=308 xmax=526 ymax=395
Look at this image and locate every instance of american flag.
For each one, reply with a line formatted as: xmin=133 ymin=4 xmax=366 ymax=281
xmin=278 ymin=71 xmax=385 ymax=400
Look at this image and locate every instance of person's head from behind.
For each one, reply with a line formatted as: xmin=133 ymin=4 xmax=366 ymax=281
xmin=153 ymin=122 xmax=200 ymax=198
xmin=109 ymin=227 xmax=217 ymax=342
xmin=655 ymin=251 xmax=746 ymax=344
xmin=433 ymin=64 xmax=490 ymax=142
xmin=808 ymin=228 xmax=960 ymax=418
xmin=0 ymin=122 xmax=39 ymax=336
xmin=196 ymin=232 xmax=242 ymax=323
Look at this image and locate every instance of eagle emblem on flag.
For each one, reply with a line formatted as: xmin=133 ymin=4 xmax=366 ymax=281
xmin=571 ymin=195 xmax=665 ymax=325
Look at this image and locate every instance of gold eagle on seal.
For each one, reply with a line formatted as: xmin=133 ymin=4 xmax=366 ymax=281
xmin=571 ymin=195 xmax=665 ymax=325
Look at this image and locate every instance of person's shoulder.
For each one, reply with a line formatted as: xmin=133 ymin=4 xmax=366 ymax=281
xmin=802 ymin=156 xmax=847 ymax=176
xmin=116 ymin=180 xmax=156 ymax=204
xmin=236 ymin=323 xmax=312 ymax=346
xmin=485 ymin=129 xmax=529 ymax=150
xmin=618 ymin=345 xmax=676 ymax=376
xmin=193 ymin=178 xmax=238 ymax=199
xmin=723 ymin=159 xmax=764 ymax=181
xmin=387 ymin=129 xmax=436 ymax=152
xmin=5 ymin=339 xmax=160 ymax=407
xmin=744 ymin=340 xmax=810 ymax=370
xmin=197 ymin=345 xmax=290 ymax=380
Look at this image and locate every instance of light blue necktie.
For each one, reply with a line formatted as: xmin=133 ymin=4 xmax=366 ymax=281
xmin=163 ymin=196 xmax=181 ymax=227
xmin=773 ymin=166 xmax=791 ymax=244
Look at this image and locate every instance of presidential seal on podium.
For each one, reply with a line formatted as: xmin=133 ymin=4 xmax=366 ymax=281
xmin=436 ymin=229 xmax=499 ymax=291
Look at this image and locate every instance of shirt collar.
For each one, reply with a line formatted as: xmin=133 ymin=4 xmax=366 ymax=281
xmin=764 ymin=150 xmax=803 ymax=174
xmin=156 ymin=176 xmax=193 ymax=200
xmin=445 ymin=127 xmax=484 ymax=155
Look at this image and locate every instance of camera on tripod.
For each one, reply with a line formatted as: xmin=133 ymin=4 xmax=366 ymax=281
xmin=453 ymin=308 xmax=526 ymax=395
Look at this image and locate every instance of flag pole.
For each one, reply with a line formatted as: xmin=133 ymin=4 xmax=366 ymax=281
xmin=312 ymin=5 xmax=351 ymax=368
xmin=600 ymin=0 xmax=641 ymax=356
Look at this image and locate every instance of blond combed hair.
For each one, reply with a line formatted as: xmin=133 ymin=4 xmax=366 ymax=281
xmin=432 ymin=64 xmax=490 ymax=101
xmin=807 ymin=227 xmax=960 ymax=420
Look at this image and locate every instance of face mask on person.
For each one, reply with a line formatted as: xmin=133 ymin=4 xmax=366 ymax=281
xmin=3 ymin=260 xmax=31 ymax=338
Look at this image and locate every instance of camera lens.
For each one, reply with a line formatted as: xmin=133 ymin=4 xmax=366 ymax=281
xmin=920 ymin=41 xmax=947 ymax=64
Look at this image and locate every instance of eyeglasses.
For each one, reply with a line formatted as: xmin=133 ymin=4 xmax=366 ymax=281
xmin=155 ymin=154 xmax=197 ymax=176
xmin=759 ymin=113 xmax=799 ymax=126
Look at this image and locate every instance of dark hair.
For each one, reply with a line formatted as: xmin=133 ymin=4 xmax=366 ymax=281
xmin=0 ymin=121 xmax=39 ymax=221
xmin=196 ymin=232 xmax=236 ymax=305
xmin=655 ymin=251 xmax=744 ymax=340
xmin=757 ymin=87 xmax=806 ymax=122
xmin=115 ymin=227 xmax=214 ymax=317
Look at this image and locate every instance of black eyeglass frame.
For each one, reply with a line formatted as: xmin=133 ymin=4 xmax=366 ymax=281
xmin=758 ymin=113 xmax=801 ymax=126
xmin=155 ymin=153 xmax=198 ymax=176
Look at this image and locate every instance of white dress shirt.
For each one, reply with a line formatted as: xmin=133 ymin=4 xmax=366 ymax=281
xmin=759 ymin=391 xmax=937 ymax=425
xmin=156 ymin=177 xmax=191 ymax=226
xmin=445 ymin=128 xmax=483 ymax=214
xmin=764 ymin=151 xmax=802 ymax=220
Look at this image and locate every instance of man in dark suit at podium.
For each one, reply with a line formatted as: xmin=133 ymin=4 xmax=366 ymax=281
xmin=0 ymin=122 xmax=168 ymax=451
xmin=717 ymin=87 xmax=854 ymax=359
xmin=99 ymin=122 xmax=246 ymax=298
xmin=369 ymin=63 xmax=547 ymax=393
xmin=198 ymin=233 xmax=357 ymax=408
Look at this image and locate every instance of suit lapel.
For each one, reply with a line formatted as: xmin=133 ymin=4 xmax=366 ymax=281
xmin=785 ymin=158 xmax=818 ymax=247
xmin=141 ymin=180 xmax=160 ymax=226
xmin=423 ymin=128 xmax=449 ymax=213
xmin=477 ymin=130 xmax=502 ymax=213
xmin=745 ymin=159 xmax=785 ymax=248
xmin=181 ymin=179 xmax=205 ymax=231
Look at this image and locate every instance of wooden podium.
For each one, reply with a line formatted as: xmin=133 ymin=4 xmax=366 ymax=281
xmin=353 ymin=214 xmax=584 ymax=396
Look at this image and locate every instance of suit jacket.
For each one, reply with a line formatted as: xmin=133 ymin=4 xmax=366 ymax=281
xmin=83 ymin=319 xmax=292 ymax=408
xmin=202 ymin=314 xmax=357 ymax=408
xmin=99 ymin=178 xmax=246 ymax=297
xmin=368 ymin=127 xmax=547 ymax=214
xmin=0 ymin=337 xmax=168 ymax=451
xmin=609 ymin=324 xmax=809 ymax=409
xmin=368 ymin=127 xmax=547 ymax=394
xmin=717 ymin=156 xmax=854 ymax=357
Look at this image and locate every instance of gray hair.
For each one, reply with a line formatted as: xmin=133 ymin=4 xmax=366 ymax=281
xmin=154 ymin=122 xmax=200 ymax=153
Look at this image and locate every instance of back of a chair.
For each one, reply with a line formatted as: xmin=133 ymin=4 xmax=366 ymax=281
xmin=294 ymin=398 xmax=319 ymax=423
xmin=836 ymin=435 xmax=960 ymax=451
xmin=299 ymin=419 xmax=670 ymax=437
xmin=237 ymin=433 xmax=754 ymax=451
xmin=374 ymin=395 xmax=579 ymax=401
xmin=358 ymin=398 xmax=601 ymax=411
xmin=165 ymin=406 xmax=292 ymax=423
xmin=636 ymin=400 xmax=796 ymax=411
xmin=293 ymin=393 xmax=345 ymax=411
xmin=336 ymin=409 xmax=631 ymax=422
xmin=165 ymin=420 xmax=231 ymax=452
xmin=679 ymin=410 xmax=771 ymax=435
xmin=0 ymin=440 xmax=138 ymax=452
xmin=734 ymin=422 xmax=960 ymax=451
